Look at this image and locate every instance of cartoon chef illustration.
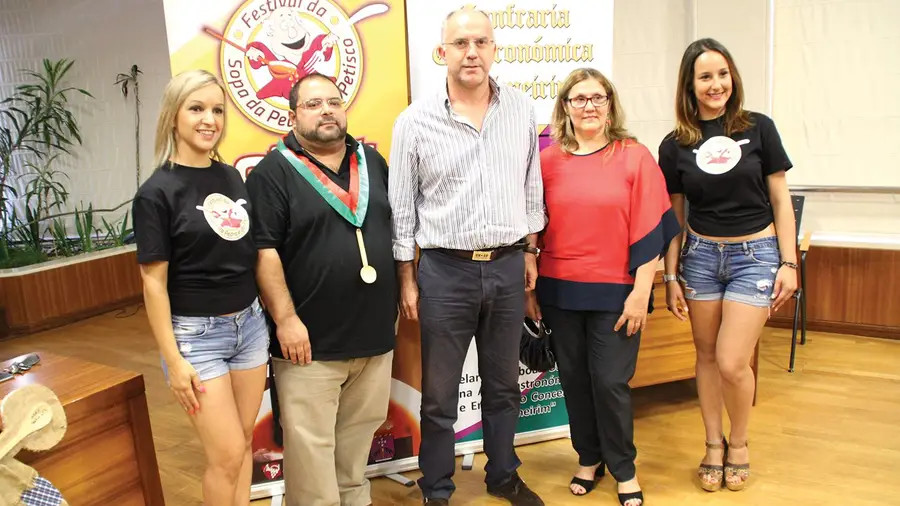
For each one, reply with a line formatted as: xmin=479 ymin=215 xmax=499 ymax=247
xmin=244 ymin=7 xmax=338 ymax=101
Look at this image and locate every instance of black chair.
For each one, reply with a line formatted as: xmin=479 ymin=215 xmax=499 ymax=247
xmin=788 ymin=194 xmax=809 ymax=372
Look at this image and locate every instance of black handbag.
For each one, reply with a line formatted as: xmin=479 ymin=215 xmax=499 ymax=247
xmin=519 ymin=318 xmax=555 ymax=372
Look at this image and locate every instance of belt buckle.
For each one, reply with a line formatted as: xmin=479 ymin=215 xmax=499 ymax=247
xmin=471 ymin=250 xmax=492 ymax=261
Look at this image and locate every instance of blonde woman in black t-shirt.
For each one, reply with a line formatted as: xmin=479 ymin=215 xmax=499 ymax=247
xmin=658 ymin=38 xmax=798 ymax=493
xmin=132 ymin=69 xmax=269 ymax=505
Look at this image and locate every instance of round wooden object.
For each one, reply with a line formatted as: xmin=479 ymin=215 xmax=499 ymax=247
xmin=0 ymin=384 xmax=67 ymax=458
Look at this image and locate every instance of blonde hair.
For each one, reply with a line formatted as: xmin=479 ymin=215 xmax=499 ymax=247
xmin=550 ymin=68 xmax=634 ymax=154
xmin=153 ymin=69 xmax=227 ymax=170
xmin=673 ymin=38 xmax=752 ymax=146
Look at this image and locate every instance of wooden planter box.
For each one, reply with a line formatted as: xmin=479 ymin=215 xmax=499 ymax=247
xmin=0 ymin=245 xmax=142 ymax=338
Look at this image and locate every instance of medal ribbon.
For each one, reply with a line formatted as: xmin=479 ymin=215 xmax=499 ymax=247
xmin=276 ymin=138 xmax=369 ymax=227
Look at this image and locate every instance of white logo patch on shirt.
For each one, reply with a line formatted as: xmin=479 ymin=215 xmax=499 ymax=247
xmin=195 ymin=193 xmax=249 ymax=241
xmin=693 ymin=136 xmax=750 ymax=175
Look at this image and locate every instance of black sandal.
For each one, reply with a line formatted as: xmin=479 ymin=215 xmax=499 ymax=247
xmin=569 ymin=462 xmax=605 ymax=496
xmin=617 ymin=490 xmax=643 ymax=506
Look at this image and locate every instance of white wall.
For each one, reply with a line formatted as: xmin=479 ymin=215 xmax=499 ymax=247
xmin=0 ymin=0 xmax=172 ymax=229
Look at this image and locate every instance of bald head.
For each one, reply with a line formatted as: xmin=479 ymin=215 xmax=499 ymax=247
xmin=438 ymin=6 xmax=497 ymax=92
xmin=441 ymin=6 xmax=493 ymax=43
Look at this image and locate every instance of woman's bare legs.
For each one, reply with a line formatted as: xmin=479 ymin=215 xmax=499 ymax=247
xmin=229 ymin=365 xmax=268 ymax=505
xmin=716 ymin=300 xmax=769 ymax=489
xmin=686 ymin=299 xmax=726 ymax=488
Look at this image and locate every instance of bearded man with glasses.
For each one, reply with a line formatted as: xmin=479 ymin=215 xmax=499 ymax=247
xmin=246 ymin=72 xmax=398 ymax=506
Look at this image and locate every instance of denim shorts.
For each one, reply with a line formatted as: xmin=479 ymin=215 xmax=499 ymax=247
xmin=678 ymin=233 xmax=781 ymax=308
xmin=161 ymin=297 xmax=270 ymax=383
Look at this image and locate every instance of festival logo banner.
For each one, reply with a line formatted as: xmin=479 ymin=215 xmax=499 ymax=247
xmin=161 ymin=0 xmax=410 ymax=498
xmin=378 ymin=0 xmax=614 ymax=472
xmin=162 ymin=0 xmax=409 ymax=180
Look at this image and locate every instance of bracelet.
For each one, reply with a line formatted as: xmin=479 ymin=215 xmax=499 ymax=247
xmin=780 ymin=261 xmax=798 ymax=269
xmin=663 ymin=274 xmax=678 ymax=283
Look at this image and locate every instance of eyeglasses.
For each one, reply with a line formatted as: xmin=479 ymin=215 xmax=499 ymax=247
xmin=566 ymin=95 xmax=610 ymax=109
xmin=442 ymin=37 xmax=494 ymax=51
xmin=299 ymin=98 xmax=345 ymax=111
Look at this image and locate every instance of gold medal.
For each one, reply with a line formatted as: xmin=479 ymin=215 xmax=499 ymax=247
xmin=356 ymin=228 xmax=377 ymax=284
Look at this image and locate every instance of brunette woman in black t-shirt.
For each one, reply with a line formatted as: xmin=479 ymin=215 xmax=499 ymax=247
xmin=132 ymin=69 xmax=269 ymax=505
xmin=658 ymin=39 xmax=798 ymax=493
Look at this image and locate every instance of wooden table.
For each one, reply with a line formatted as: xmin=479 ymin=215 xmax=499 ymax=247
xmin=0 ymin=352 xmax=165 ymax=505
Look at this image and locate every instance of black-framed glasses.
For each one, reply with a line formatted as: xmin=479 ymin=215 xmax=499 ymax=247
xmin=442 ymin=37 xmax=494 ymax=51
xmin=299 ymin=98 xmax=344 ymax=110
xmin=566 ymin=95 xmax=609 ymax=109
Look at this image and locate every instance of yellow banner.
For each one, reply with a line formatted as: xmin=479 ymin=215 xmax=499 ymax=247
xmin=164 ymin=0 xmax=410 ymax=179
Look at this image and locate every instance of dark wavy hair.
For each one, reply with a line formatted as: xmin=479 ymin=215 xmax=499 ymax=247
xmin=673 ymin=38 xmax=752 ymax=146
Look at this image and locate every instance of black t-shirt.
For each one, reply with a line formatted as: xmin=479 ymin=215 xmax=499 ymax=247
xmin=658 ymin=111 xmax=792 ymax=236
xmin=132 ymin=160 xmax=258 ymax=316
xmin=245 ymin=131 xmax=397 ymax=361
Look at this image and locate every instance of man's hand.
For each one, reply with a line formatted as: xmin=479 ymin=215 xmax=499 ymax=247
xmin=276 ymin=314 xmax=311 ymax=365
xmin=524 ymin=253 xmax=538 ymax=291
xmin=400 ymin=278 xmax=419 ymax=321
xmin=397 ymin=261 xmax=419 ymax=321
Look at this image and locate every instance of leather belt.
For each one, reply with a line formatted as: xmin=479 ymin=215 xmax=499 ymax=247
xmin=432 ymin=244 xmax=523 ymax=262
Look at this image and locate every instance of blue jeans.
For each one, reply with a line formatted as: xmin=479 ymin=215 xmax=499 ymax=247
xmin=678 ymin=233 xmax=781 ymax=308
xmin=161 ymin=297 xmax=270 ymax=382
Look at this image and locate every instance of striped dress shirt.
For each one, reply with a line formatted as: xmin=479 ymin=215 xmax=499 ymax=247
xmin=388 ymin=78 xmax=547 ymax=262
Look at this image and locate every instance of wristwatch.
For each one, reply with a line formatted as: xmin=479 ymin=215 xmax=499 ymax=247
xmin=663 ymin=274 xmax=678 ymax=283
xmin=523 ymin=245 xmax=541 ymax=256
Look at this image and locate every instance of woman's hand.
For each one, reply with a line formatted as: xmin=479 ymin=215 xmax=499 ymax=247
xmin=771 ymin=264 xmax=798 ymax=312
xmin=525 ymin=291 xmax=542 ymax=321
xmin=665 ymin=281 xmax=689 ymax=321
xmin=615 ymin=289 xmax=650 ymax=336
xmin=168 ymin=356 xmax=204 ymax=414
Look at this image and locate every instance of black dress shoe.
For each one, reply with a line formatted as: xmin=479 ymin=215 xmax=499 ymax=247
xmin=487 ymin=473 xmax=544 ymax=506
xmin=423 ymin=498 xmax=449 ymax=505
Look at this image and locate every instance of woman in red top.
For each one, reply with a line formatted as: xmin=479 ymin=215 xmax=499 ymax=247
xmin=526 ymin=68 xmax=679 ymax=506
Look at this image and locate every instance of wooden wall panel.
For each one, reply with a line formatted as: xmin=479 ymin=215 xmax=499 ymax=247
xmin=768 ymin=246 xmax=900 ymax=339
xmin=0 ymin=248 xmax=142 ymax=338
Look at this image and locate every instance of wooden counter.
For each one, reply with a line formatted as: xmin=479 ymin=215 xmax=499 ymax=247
xmin=0 ymin=352 xmax=164 ymax=505
xmin=631 ymin=275 xmax=697 ymax=388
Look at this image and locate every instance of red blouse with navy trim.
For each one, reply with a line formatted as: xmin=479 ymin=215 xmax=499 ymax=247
xmin=535 ymin=139 xmax=680 ymax=313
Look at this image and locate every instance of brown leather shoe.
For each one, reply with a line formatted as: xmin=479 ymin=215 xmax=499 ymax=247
xmin=487 ymin=473 xmax=544 ymax=506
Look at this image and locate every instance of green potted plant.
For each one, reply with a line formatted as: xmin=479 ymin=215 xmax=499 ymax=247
xmin=0 ymin=58 xmax=92 ymax=263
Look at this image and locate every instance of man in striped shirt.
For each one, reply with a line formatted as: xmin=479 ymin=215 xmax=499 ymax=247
xmin=388 ymin=7 xmax=546 ymax=506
